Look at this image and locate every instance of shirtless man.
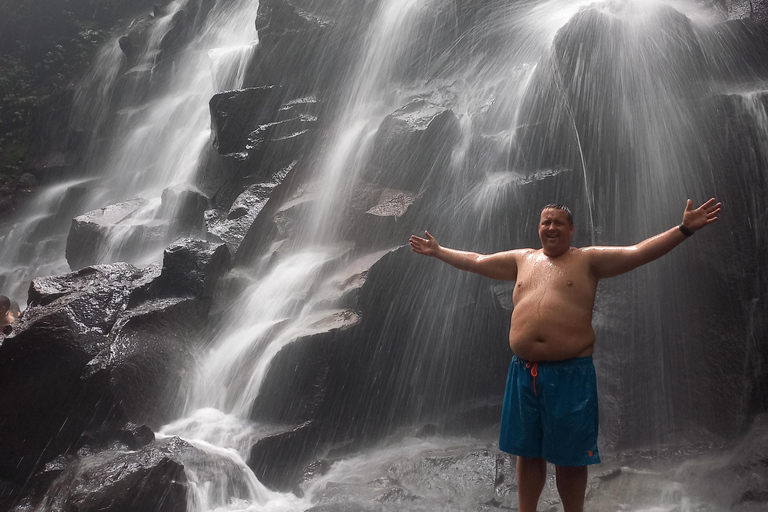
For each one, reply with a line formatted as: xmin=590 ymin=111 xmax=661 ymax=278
xmin=408 ymin=198 xmax=722 ymax=512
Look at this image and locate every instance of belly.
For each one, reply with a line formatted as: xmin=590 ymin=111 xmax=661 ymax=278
xmin=508 ymin=300 xmax=596 ymax=361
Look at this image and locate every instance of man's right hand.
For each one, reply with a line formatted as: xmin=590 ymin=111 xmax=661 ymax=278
xmin=409 ymin=230 xmax=440 ymax=257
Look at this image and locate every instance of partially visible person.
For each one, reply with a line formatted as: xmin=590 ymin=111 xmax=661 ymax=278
xmin=1 ymin=295 xmax=19 ymax=334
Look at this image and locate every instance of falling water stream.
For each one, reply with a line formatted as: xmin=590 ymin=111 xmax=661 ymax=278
xmin=0 ymin=0 xmax=259 ymax=303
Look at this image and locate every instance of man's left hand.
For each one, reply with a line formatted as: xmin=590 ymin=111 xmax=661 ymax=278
xmin=682 ymin=198 xmax=722 ymax=232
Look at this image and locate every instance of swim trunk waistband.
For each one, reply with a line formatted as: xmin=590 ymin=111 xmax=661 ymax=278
xmin=511 ymin=354 xmax=593 ymax=367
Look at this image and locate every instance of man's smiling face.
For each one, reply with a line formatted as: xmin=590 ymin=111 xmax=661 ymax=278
xmin=538 ymin=207 xmax=574 ymax=257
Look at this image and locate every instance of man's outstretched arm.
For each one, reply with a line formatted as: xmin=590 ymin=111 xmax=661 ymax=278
xmin=588 ymin=198 xmax=723 ymax=279
xmin=409 ymin=231 xmax=521 ymax=281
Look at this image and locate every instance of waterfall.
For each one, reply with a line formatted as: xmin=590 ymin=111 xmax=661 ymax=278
xmin=4 ymin=0 xmax=768 ymax=509
xmin=156 ymin=1 xmax=448 ymax=510
xmin=0 ymin=0 xmax=259 ymax=304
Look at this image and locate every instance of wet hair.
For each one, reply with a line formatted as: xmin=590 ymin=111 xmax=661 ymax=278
xmin=0 ymin=295 xmax=9 ymax=313
xmin=542 ymin=203 xmax=573 ymax=226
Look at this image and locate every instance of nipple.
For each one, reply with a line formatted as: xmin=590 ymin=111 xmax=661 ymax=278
xmin=567 ymin=281 xmax=573 ymax=286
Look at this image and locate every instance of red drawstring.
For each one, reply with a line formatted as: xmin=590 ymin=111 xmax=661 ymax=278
xmin=525 ymin=361 xmax=538 ymax=395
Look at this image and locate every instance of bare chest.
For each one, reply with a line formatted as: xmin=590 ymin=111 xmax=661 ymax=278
xmin=512 ymin=252 xmax=595 ymax=303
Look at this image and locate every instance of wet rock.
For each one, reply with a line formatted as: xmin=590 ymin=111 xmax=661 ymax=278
xmin=161 ymin=183 xmax=210 ymax=235
xmin=704 ymin=19 xmax=768 ymax=82
xmin=304 ymin=443 xmax=512 ymax=512
xmin=59 ymin=178 xmax=101 ymax=217
xmin=25 ymin=262 xmax=144 ymax=333
xmin=250 ymin=309 xmax=361 ymax=425
xmin=352 ymin=245 xmax=510 ymax=438
xmin=232 ymin=180 xmax=320 ymax=265
xmin=728 ymin=0 xmax=768 ymax=22
xmin=271 ymin=186 xmax=318 ymax=241
xmin=131 ymin=238 xmax=231 ymax=309
xmin=159 ymin=9 xmax=187 ymax=54
xmin=703 ymin=90 xmax=768 ymax=427
xmin=356 ymin=188 xmax=420 ymax=249
xmin=311 ymin=250 xmax=397 ymax=312
xmin=205 ymin=167 xmax=289 ymax=252
xmin=113 ymin=64 xmax=153 ymax=106
xmin=26 ymin=151 xmax=77 ymax=184
xmin=118 ymin=14 xmax=155 ymax=63
xmin=0 ymin=263 xmax=144 ymax=483
xmin=0 ymin=479 xmax=21 ymax=512
xmin=414 ymin=424 xmax=441 ymax=438
xmin=250 ymin=0 xmax=337 ymax=90
xmin=85 ymin=297 xmax=201 ymax=427
xmin=207 ymin=88 xmax=319 ymax=211
xmin=0 ymin=249 xmax=226 ymax=483
xmin=254 ymin=0 xmax=321 ymax=34
xmin=79 ymin=421 xmax=155 ymax=453
xmin=367 ymin=99 xmax=460 ymax=192
xmin=41 ymin=442 xmax=187 ymax=512
xmin=210 ymin=86 xmax=284 ymax=157
xmin=65 ymin=197 xmax=168 ymax=270
xmin=596 ymin=467 xmax=622 ymax=481
xmin=248 ymin=420 xmax=321 ymax=492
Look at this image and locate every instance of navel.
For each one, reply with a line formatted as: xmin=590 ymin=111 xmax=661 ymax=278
xmin=567 ymin=280 xmax=573 ymax=287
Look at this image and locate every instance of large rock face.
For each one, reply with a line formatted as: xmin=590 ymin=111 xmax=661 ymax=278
xmin=0 ymin=263 xmax=144 ymax=484
xmin=0 ymin=239 xmax=230 ymax=486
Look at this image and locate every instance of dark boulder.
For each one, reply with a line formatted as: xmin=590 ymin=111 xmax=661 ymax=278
xmin=78 ymin=421 xmax=155 ymax=453
xmin=250 ymin=309 xmax=361 ymax=425
xmin=205 ymin=182 xmax=277 ymax=252
xmin=210 ymin=86 xmax=284 ymax=157
xmin=65 ymin=197 xmax=168 ymax=270
xmin=40 ymin=442 xmax=187 ymax=512
xmin=118 ymin=14 xmax=155 ymax=64
xmin=248 ymin=421 xmax=321 ymax=492
xmin=0 ymin=263 xmax=144 ymax=483
xmin=131 ymin=238 xmax=231 ymax=309
xmin=0 ymin=243 xmax=228 ymax=483
xmin=84 ymin=297 xmax=201 ymax=428
xmin=234 ymin=176 xmax=317 ymax=264
xmin=367 ymin=99 xmax=460 ymax=192
xmin=206 ymin=88 xmax=319 ymax=207
xmin=161 ymin=183 xmax=210 ymax=236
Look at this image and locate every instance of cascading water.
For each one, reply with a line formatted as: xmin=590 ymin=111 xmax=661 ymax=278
xmin=4 ymin=0 xmax=768 ymax=510
xmin=155 ymin=2 xmax=451 ymax=509
xmin=0 ymin=0 xmax=259 ymax=304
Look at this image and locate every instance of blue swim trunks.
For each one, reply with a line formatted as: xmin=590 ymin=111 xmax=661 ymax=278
xmin=499 ymin=355 xmax=600 ymax=467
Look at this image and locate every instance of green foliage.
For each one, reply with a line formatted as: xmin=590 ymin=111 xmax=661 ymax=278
xmin=0 ymin=0 xmax=143 ymax=181
xmin=0 ymin=54 xmax=36 ymax=177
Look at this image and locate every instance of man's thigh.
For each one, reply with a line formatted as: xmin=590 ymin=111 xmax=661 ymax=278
xmin=499 ymin=356 xmax=542 ymax=457
xmin=539 ymin=357 xmax=600 ymax=466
